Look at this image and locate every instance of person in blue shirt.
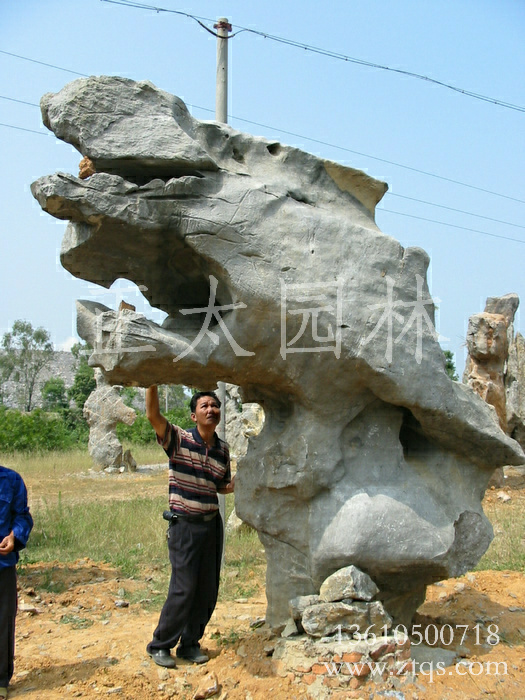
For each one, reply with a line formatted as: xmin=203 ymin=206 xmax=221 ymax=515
xmin=0 ymin=466 xmax=33 ymax=699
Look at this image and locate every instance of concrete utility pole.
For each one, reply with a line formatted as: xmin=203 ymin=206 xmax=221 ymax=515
xmin=215 ymin=17 xmax=231 ymax=124
xmin=215 ymin=17 xmax=231 ymax=444
xmin=214 ymin=17 xmax=232 ymax=539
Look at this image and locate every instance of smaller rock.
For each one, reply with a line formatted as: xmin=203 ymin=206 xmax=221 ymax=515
xmin=114 ymin=599 xmax=129 ymax=608
xmin=122 ymin=448 xmax=137 ymax=472
xmin=281 ymin=618 xmax=299 ymax=638
xmin=289 ymin=594 xmax=320 ymax=622
xmin=78 ymin=156 xmax=96 ymax=179
xmin=411 ymin=643 xmax=457 ymax=669
xmin=225 ymin=509 xmax=251 ymax=534
xmin=496 ymin=491 xmax=511 ymax=503
xmin=157 ymin=668 xmax=170 ymax=681
xmin=193 ymin=671 xmax=220 ymax=699
xmin=19 ymin=603 xmax=41 ymax=614
xmin=319 ymin=565 xmax=379 ymax=603
xmin=302 ymin=599 xmax=391 ymax=638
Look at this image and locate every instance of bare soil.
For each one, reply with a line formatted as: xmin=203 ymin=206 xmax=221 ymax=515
xmin=9 ymin=493 xmax=525 ymax=700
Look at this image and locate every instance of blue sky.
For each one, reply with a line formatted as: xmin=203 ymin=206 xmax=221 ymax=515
xmin=1 ymin=0 xmax=524 ymax=373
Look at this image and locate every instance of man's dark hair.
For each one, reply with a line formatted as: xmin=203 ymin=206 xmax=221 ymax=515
xmin=190 ymin=391 xmax=221 ymax=413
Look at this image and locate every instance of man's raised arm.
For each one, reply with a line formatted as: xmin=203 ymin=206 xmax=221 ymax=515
xmin=145 ymin=385 xmax=168 ymax=439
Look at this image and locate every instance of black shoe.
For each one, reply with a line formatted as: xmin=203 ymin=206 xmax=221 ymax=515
xmin=176 ymin=644 xmax=209 ymax=664
xmin=147 ymin=648 xmax=177 ymax=668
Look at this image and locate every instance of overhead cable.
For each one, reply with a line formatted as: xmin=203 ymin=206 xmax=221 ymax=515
xmin=380 ymin=209 xmax=525 ymax=245
xmin=0 ymin=49 xmax=88 ymax=77
xmin=191 ymin=104 xmax=525 ymax=206
xmin=100 ymin=0 xmax=525 ymax=113
xmin=0 ymin=74 xmax=523 ymax=210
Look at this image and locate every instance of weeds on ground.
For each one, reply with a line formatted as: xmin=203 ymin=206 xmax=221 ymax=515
xmin=476 ymin=491 xmax=525 ymax=571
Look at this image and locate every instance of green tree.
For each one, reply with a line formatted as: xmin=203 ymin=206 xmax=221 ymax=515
xmin=158 ymin=384 xmax=188 ymax=412
xmin=0 ymin=320 xmax=54 ymax=411
xmin=444 ymin=349 xmax=459 ymax=381
xmin=121 ymin=386 xmax=139 ymax=408
xmin=41 ymin=377 xmax=68 ymax=411
xmin=67 ymin=342 xmax=96 ymax=410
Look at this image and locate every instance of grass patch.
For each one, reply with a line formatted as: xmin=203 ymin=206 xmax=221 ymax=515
xmin=0 ymin=448 xmax=93 ymax=478
xmin=476 ymin=492 xmax=525 ymax=571
xmin=59 ymin=614 xmax=94 ymax=630
xmin=210 ymin=627 xmax=243 ymax=646
xmin=15 ymin=463 xmax=265 ymax=601
xmin=26 ymin=494 xmax=169 ymax=577
xmin=15 ymin=449 xmax=525 ymax=609
xmin=0 ymin=444 xmax=165 ymax=477
xmin=220 ymin=528 xmax=265 ymax=601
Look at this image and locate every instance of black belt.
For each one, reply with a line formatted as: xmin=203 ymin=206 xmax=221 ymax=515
xmin=163 ymin=509 xmax=218 ymax=524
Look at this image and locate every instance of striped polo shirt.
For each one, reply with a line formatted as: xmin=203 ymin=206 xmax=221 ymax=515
xmin=159 ymin=422 xmax=231 ymax=516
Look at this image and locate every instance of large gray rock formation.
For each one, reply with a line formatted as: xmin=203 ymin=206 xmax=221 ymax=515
xmin=31 ymin=76 xmax=524 ymax=628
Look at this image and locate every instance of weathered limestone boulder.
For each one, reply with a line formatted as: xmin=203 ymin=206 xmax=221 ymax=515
xmin=463 ymin=293 xmax=519 ymax=431
xmin=507 ymin=332 xmax=525 ymax=449
xmin=31 ymin=76 xmax=524 ymax=629
xmin=296 ymin=565 xmax=388 ymax=639
xmin=289 ymin=595 xmax=321 ymax=624
xmin=83 ymin=368 xmax=136 ymax=469
xmin=319 ymin=565 xmax=379 ymax=603
xmin=463 ymin=293 xmax=525 ymax=457
xmin=224 ymin=384 xmax=264 ymax=462
xmin=301 ymin=600 xmax=391 ymax=638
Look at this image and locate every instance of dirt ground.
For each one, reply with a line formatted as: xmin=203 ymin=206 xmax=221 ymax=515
xmin=8 ymin=493 xmax=525 ymax=699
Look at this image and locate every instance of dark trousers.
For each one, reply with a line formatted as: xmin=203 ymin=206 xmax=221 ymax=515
xmin=147 ymin=515 xmax=223 ymax=652
xmin=0 ymin=566 xmax=17 ymax=687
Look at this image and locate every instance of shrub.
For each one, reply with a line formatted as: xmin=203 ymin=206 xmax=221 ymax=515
xmin=0 ymin=407 xmax=81 ymax=451
xmin=116 ymin=407 xmax=194 ymax=444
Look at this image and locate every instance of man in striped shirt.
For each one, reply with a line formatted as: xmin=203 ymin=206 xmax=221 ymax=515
xmin=145 ymin=386 xmax=234 ymax=669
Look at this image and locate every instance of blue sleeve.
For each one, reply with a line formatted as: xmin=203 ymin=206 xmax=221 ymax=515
xmin=11 ymin=473 xmax=33 ymax=551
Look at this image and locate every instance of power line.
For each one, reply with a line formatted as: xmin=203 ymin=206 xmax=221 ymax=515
xmin=0 ymin=121 xmax=48 ymax=136
xmin=2 ymin=117 xmax=520 ymax=244
xmin=0 ymin=50 xmax=88 ymax=77
xmin=388 ymin=192 xmax=525 ymax=231
xmin=1 ymin=52 xmax=523 ymax=243
xmin=2 ymin=45 xmax=524 ymax=205
xmin=2 ymin=78 xmax=525 ymax=223
xmin=239 ymin=30 xmax=525 ymax=114
xmin=380 ymin=209 xmax=525 ymax=245
xmin=0 ymin=95 xmax=40 ymax=108
xmin=100 ymin=0 xmax=525 ymax=114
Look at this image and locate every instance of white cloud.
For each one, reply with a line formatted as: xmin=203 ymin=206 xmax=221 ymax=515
xmin=55 ymin=336 xmax=78 ymax=352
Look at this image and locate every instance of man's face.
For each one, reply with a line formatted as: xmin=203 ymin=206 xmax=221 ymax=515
xmin=191 ymin=396 xmax=221 ymax=429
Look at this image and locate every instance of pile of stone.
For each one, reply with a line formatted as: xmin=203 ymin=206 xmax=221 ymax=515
xmin=287 ymin=565 xmax=390 ymax=638
xmin=272 ymin=565 xmax=415 ymax=692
